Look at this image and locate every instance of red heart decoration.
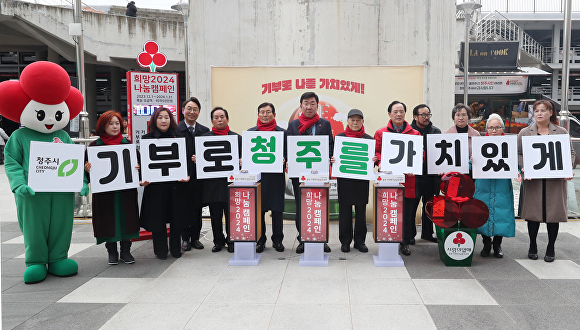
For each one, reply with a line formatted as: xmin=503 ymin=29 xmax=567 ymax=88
xmin=459 ymin=199 xmax=489 ymax=228
xmin=426 ymin=196 xmax=459 ymax=228
xmin=440 ymin=172 xmax=475 ymax=199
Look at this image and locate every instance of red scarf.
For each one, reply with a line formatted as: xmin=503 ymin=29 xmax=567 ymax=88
xmin=212 ymin=125 xmax=230 ymax=135
xmin=100 ymin=133 xmax=123 ymax=145
xmin=257 ymin=118 xmax=277 ymax=131
xmin=298 ymin=113 xmax=320 ymax=134
xmin=343 ymin=125 xmax=365 ymax=138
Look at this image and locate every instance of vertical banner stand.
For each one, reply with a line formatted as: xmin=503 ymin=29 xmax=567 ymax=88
xmin=299 ymin=177 xmax=330 ymax=267
xmin=373 ymin=176 xmax=406 ymax=267
xmin=228 ymin=173 xmax=262 ymax=266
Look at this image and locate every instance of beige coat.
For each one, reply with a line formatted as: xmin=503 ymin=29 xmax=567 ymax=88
xmin=443 ymin=125 xmax=481 ymax=154
xmin=517 ymin=123 xmax=575 ymax=223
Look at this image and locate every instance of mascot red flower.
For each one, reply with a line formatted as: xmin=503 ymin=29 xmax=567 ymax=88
xmin=0 ymin=61 xmax=87 ymax=284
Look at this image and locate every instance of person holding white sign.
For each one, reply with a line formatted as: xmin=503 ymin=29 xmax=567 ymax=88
xmin=139 ymin=107 xmax=189 ymax=260
xmin=373 ymin=101 xmax=421 ymax=256
xmin=331 ymin=109 xmax=376 ymax=253
xmin=83 ymin=111 xmax=140 ymax=265
xmin=472 ymin=114 xmax=516 ymax=258
xmin=517 ymin=100 xmax=575 ymax=262
xmin=287 ymin=92 xmax=334 ymax=254
xmin=201 ymin=107 xmax=242 ymax=253
xmin=247 ymin=102 xmax=287 ymax=253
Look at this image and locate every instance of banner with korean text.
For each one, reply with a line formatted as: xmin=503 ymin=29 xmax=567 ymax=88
xmin=241 ymin=131 xmax=284 ymax=173
xmin=28 ymin=142 xmax=85 ymax=192
xmin=196 ymin=135 xmax=240 ymax=179
xmin=522 ymin=135 xmax=573 ymax=179
xmin=380 ymin=133 xmax=423 ymax=175
xmin=332 ymin=136 xmax=375 ymax=180
xmin=426 ymin=134 xmax=470 ymax=175
xmin=140 ymin=138 xmax=188 ymax=183
xmin=472 ymin=135 xmax=518 ymax=179
xmin=211 ymin=66 xmax=424 ymax=137
xmin=87 ymin=144 xmax=140 ymax=193
xmin=287 ymin=136 xmax=329 ymax=178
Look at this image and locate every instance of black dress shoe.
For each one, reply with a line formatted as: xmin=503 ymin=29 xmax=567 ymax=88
xmin=493 ymin=246 xmax=504 ymax=258
xmin=227 ymin=244 xmax=234 ymax=253
xmin=354 ymin=243 xmax=368 ymax=253
xmin=212 ymin=244 xmax=222 ymax=252
xmin=273 ymin=243 xmax=285 ymax=252
xmin=480 ymin=246 xmax=491 ymax=257
xmin=156 ymin=253 xmax=167 ymax=260
xmin=400 ymin=244 xmax=411 ymax=256
xmin=296 ymin=242 xmax=304 ymax=254
xmin=171 ymin=251 xmax=182 ymax=258
xmin=528 ymin=248 xmax=538 ymax=260
xmin=192 ymin=240 xmax=204 ymax=250
xmin=409 ymin=238 xmax=416 ymax=245
xmin=341 ymin=244 xmax=350 ymax=253
xmin=422 ymin=236 xmax=438 ymax=243
xmin=324 ymin=243 xmax=331 ymax=253
xmin=544 ymin=255 xmax=555 ymax=262
xmin=182 ymin=240 xmax=191 ymax=251
xmin=256 ymin=243 xmax=265 ymax=253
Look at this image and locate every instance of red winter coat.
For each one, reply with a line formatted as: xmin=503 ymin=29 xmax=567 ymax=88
xmin=374 ymin=120 xmax=421 ymax=199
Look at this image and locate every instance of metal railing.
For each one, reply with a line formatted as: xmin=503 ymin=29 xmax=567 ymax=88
xmin=530 ymin=86 xmax=580 ymax=101
xmin=544 ymin=47 xmax=580 ymax=64
xmin=471 ymin=10 xmax=546 ymax=63
xmin=480 ymin=0 xmax=580 ymax=13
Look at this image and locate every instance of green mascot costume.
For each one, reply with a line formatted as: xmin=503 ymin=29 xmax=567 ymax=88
xmin=0 ymin=61 xmax=87 ymax=284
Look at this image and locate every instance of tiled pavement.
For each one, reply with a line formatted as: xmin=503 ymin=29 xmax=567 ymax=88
xmin=3 ymin=165 xmax=580 ymax=329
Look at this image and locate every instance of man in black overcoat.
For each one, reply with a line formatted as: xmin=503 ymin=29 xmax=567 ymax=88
xmin=247 ymin=102 xmax=287 ymax=253
xmin=286 ymin=92 xmax=334 ymax=254
xmin=177 ymin=97 xmax=209 ymax=251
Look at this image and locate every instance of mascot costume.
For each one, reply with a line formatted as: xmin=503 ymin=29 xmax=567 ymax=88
xmin=0 ymin=61 xmax=87 ymax=284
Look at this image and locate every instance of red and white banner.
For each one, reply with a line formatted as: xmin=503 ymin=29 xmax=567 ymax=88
xmin=455 ymin=75 xmax=528 ymax=95
xmin=375 ymin=187 xmax=404 ymax=242
xmin=229 ymin=187 xmax=257 ymax=241
xmin=300 ymin=187 xmax=328 ymax=242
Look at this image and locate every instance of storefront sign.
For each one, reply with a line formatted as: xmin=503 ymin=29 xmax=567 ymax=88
xmin=374 ymin=186 xmax=404 ymax=243
xmin=455 ymin=75 xmax=528 ymax=95
xmin=460 ymin=41 xmax=519 ymax=70
xmin=300 ymin=185 xmax=329 ymax=242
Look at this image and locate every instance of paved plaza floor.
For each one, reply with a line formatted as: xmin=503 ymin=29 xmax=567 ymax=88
xmin=3 ymin=165 xmax=580 ymax=329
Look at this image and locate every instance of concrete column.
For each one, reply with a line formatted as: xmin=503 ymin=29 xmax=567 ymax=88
xmin=552 ymin=69 xmax=560 ymax=101
xmin=85 ymin=64 xmax=97 ymax=130
xmin=110 ymin=66 xmax=121 ymax=112
xmin=553 ymin=22 xmax=561 ymax=64
xmin=47 ymin=47 xmax=60 ymax=64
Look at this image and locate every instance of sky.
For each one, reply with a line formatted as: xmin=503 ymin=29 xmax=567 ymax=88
xmin=22 ymin=0 xmax=175 ymax=11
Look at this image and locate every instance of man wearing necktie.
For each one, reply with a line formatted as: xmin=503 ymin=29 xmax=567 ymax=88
xmin=176 ymin=97 xmax=209 ymax=251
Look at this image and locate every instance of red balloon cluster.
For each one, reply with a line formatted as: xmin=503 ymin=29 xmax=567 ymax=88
xmin=137 ymin=41 xmax=167 ymax=72
xmin=425 ymin=173 xmax=489 ymax=229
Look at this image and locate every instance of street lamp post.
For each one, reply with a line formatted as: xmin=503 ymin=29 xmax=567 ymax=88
xmin=560 ymin=0 xmax=572 ymax=131
xmin=457 ymin=1 xmax=482 ymax=106
xmin=172 ymin=0 xmax=190 ymax=98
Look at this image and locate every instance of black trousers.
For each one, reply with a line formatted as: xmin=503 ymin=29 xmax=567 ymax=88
xmin=257 ymin=210 xmax=284 ymax=245
xmin=152 ymin=228 xmax=180 ymax=257
xmin=291 ymin=178 xmax=301 ymax=241
xmin=181 ymin=205 xmax=203 ymax=242
xmin=338 ymin=203 xmax=367 ymax=246
xmin=403 ymin=197 xmax=418 ymax=243
xmin=209 ymin=202 xmax=230 ymax=246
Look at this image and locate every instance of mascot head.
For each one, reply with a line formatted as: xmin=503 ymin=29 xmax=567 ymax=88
xmin=0 ymin=61 xmax=84 ymax=133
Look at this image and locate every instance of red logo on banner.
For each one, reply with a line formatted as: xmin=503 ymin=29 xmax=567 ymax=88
xmin=229 ymin=175 xmax=234 ymax=180
xmin=375 ymin=187 xmax=404 ymax=242
xmin=136 ymin=41 xmax=167 ymax=73
xmin=300 ymin=187 xmax=328 ymax=242
xmin=229 ymin=187 xmax=256 ymax=241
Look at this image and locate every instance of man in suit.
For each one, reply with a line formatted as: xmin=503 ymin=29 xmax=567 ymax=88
xmin=177 ymin=97 xmax=209 ymax=251
xmin=287 ymin=92 xmax=334 ymax=254
xmin=247 ymin=102 xmax=287 ymax=253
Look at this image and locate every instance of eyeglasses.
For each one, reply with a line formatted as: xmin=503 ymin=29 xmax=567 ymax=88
xmin=184 ymin=108 xmax=200 ymax=112
xmin=259 ymin=110 xmax=273 ymax=115
xmin=418 ymin=113 xmax=432 ymax=118
xmin=487 ymin=126 xmax=503 ymax=131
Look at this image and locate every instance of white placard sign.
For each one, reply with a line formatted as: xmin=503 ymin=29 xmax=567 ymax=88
xmin=287 ymin=136 xmax=329 ymax=178
xmin=472 ymin=135 xmax=518 ymax=179
xmin=380 ymin=132 xmax=423 ymax=175
xmin=241 ymin=131 xmax=284 ymax=173
xmin=522 ymin=135 xmax=573 ymax=179
xmin=195 ymin=135 xmax=240 ymax=179
xmin=332 ymin=136 xmax=375 ymax=180
xmin=28 ymin=141 xmax=85 ymax=192
xmin=140 ymin=138 xmax=188 ymax=183
xmin=427 ymin=133 xmax=470 ymax=174
xmin=87 ymin=144 xmax=140 ymax=193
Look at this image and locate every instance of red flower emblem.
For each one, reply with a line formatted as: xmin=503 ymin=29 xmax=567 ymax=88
xmin=453 ymin=233 xmax=466 ymax=246
xmin=136 ymin=41 xmax=167 ymax=72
